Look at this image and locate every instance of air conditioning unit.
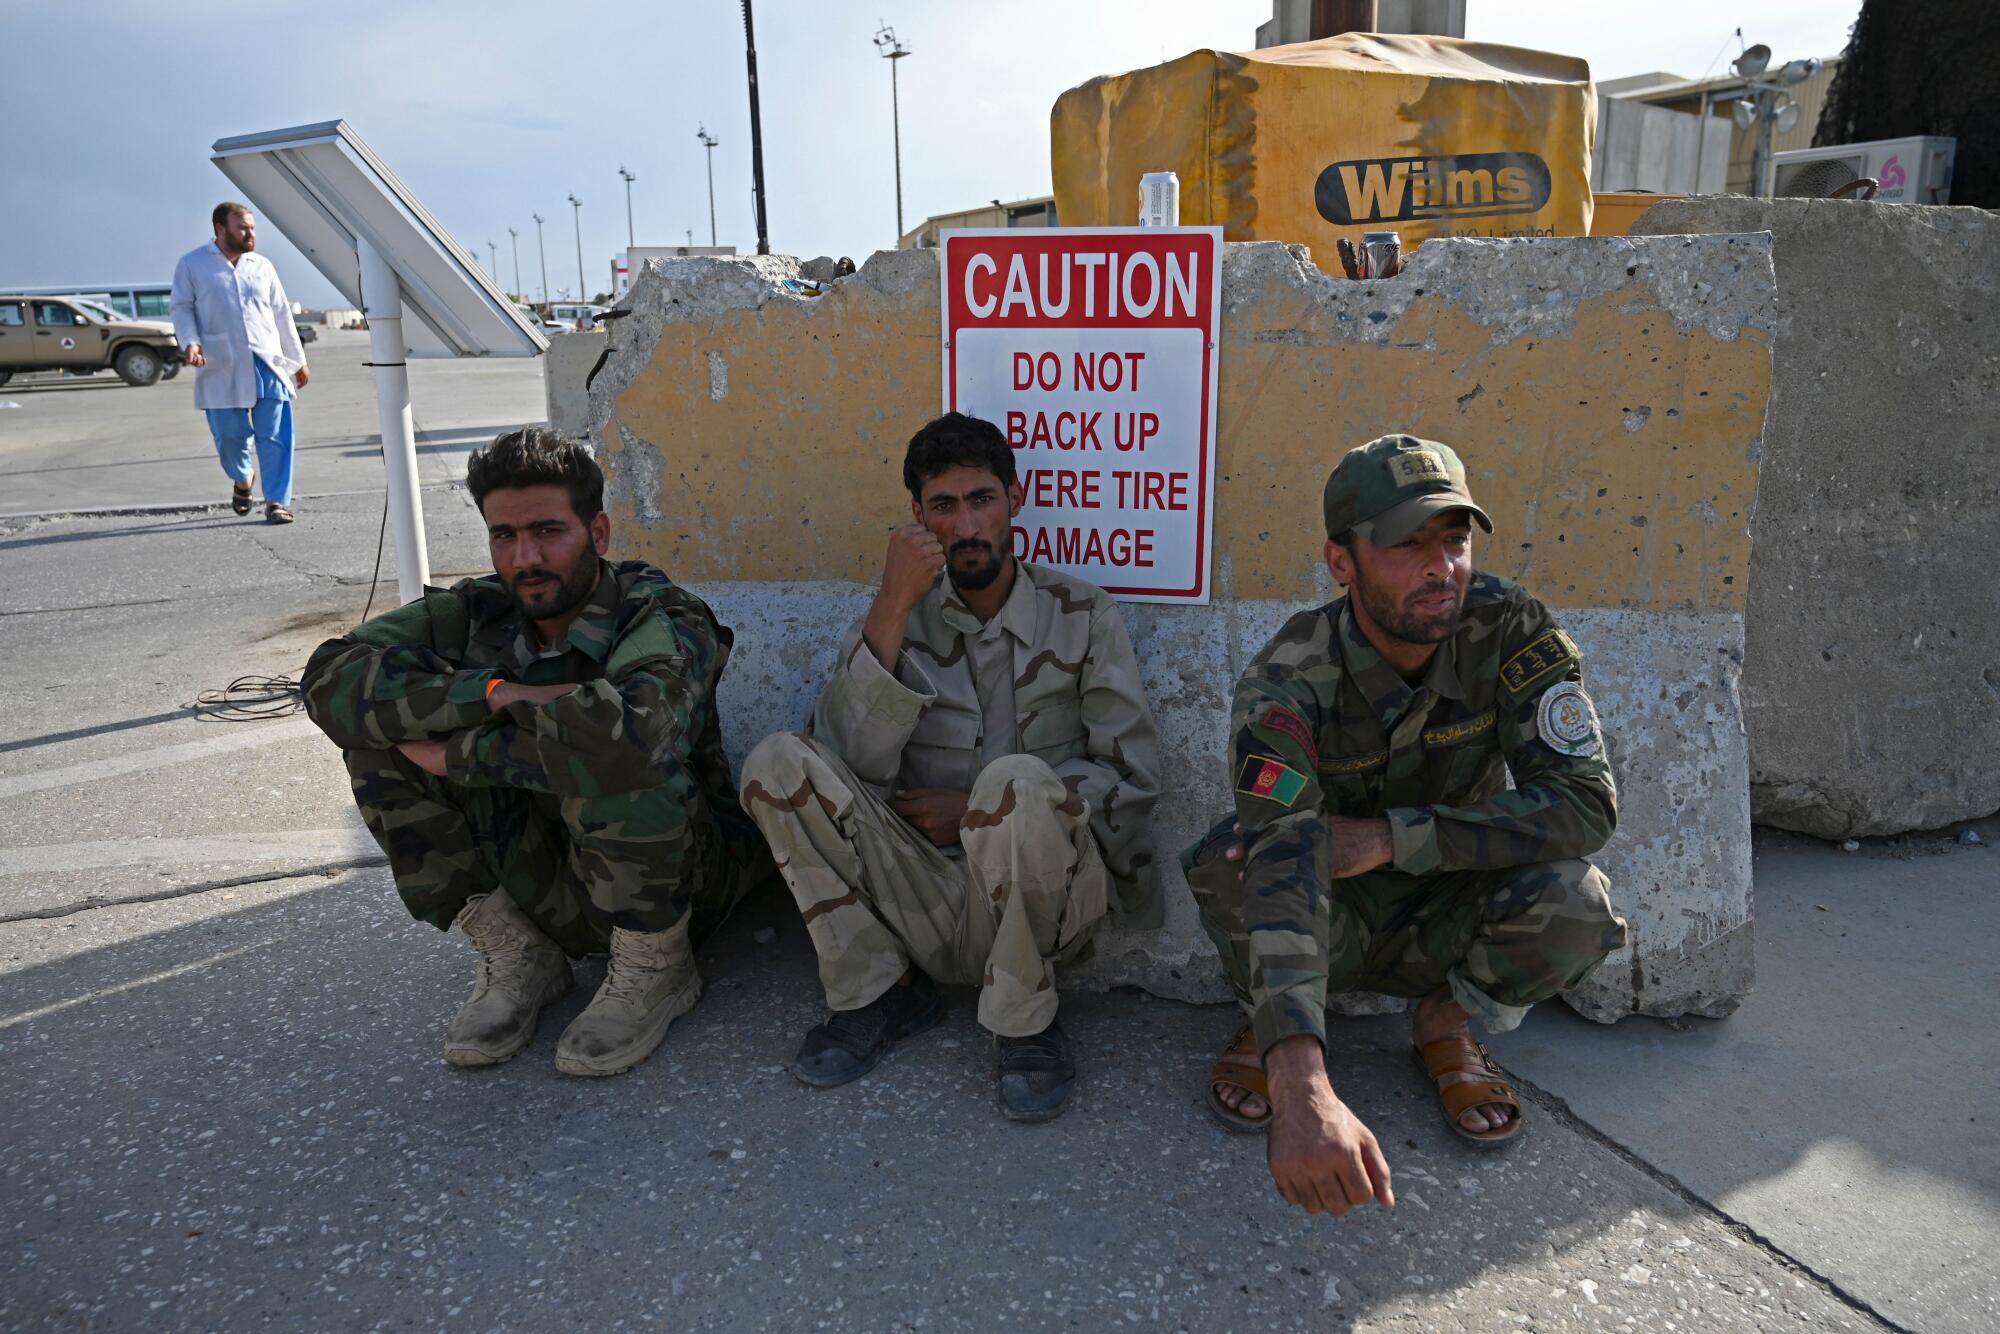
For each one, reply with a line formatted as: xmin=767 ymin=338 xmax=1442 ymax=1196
xmin=1773 ymin=136 xmax=1955 ymax=204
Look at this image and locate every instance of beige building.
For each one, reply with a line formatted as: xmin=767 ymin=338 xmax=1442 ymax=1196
xmin=1603 ymin=59 xmax=1841 ymax=196
xmin=897 ymin=195 xmax=1056 ymax=250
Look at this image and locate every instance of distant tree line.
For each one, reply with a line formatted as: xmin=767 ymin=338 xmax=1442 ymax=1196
xmin=1816 ymin=0 xmax=2000 ymax=207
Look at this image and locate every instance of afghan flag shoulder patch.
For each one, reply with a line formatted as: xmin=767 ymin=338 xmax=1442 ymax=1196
xmin=1236 ymin=754 xmax=1309 ymax=808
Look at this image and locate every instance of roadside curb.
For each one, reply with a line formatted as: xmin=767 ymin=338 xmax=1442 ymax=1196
xmin=0 ymin=481 xmax=467 ymax=524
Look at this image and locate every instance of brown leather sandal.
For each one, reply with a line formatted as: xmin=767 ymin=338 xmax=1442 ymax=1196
xmin=1207 ymin=1023 xmax=1272 ymax=1135
xmin=1415 ymin=1034 xmax=1525 ymax=1150
xmin=264 ymin=502 xmax=295 ymax=525
xmin=231 ymin=483 xmax=253 ymax=515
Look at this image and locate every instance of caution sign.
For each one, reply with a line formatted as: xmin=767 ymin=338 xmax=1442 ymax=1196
xmin=941 ymin=227 xmax=1223 ymax=604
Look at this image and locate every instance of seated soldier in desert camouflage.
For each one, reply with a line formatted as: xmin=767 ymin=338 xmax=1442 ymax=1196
xmin=302 ymin=428 xmax=765 ymax=1078
xmin=1184 ymin=434 xmax=1628 ymax=1215
xmin=739 ymin=412 xmax=1161 ymax=1122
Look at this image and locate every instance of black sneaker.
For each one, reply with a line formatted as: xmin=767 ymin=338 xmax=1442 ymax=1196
xmin=995 ymin=1020 xmax=1076 ymax=1122
xmin=792 ymin=971 xmax=943 ymax=1088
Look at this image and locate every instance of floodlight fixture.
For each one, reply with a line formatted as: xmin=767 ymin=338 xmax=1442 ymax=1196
xmin=1733 ymin=98 xmax=1759 ymax=130
xmin=210 ymin=119 xmax=547 ymax=605
xmin=1732 ymin=43 xmax=1771 ymax=77
xmin=1774 ymin=101 xmax=1802 ymax=134
xmin=1778 ymin=57 xmax=1822 ymax=85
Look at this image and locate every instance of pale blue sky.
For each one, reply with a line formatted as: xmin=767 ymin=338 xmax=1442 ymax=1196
xmin=1 ymin=1 xmax=1858 ymax=306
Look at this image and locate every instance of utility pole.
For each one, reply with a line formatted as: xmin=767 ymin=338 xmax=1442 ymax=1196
xmin=742 ymin=0 xmax=770 ymax=255
xmin=873 ymin=22 xmax=911 ymax=240
xmin=617 ymin=165 xmax=636 ymax=248
xmin=508 ymin=226 xmax=521 ymax=299
xmin=532 ymin=212 xmax=548 ymax=305
xmin=697 ymin=123 xmax=720 ymax=247
xmin=485 ymin=240 xmax=498 ymax=285
xmin=567 ymin=193 xmax=585 ymax=301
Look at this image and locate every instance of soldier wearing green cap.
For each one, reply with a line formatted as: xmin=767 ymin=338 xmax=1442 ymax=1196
xmin=1183 ymin=433 xmax=1627 ymax=1216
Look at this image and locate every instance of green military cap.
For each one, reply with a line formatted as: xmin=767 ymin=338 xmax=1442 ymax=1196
xmin=1323 ymin=433 xmax=1494 ymax=544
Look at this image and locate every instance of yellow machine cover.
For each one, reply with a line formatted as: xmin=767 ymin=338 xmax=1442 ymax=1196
xmin=1051 ymin=34 xmax=1596 ymax=274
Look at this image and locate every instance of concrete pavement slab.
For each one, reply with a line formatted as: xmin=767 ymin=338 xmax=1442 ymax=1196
xmin=0 ymin=868 xmax=1875 ymax=1332
xmin=1493 ymin=825 xmax=2000 ymax=1334
xmin=0 ymin=329 xmax=547 ymax=514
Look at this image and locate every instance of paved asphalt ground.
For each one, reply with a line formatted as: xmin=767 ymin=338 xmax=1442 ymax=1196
xmin=0 ymin=337 xmax=1994 ymax=1331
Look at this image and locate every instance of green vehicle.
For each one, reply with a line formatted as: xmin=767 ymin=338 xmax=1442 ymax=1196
xmin=0 ymin=294 xmax=184 ymax=388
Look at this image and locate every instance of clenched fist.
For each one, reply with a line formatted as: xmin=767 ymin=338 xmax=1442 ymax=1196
xmin=878 ymin=523 xmax=946 ymax=611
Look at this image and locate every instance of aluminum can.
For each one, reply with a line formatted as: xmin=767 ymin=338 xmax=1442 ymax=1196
xmin=1358 ymin=230 xmax=1403 ymax=278
xmin=1138 ymin=171 xmax=1181 ymax=227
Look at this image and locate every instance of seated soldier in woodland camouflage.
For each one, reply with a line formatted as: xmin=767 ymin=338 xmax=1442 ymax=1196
xmin=1185 ymin=434 xmax=1627 ymax=1216
xmin=302 ymin=428 xmax=765 ymax=1078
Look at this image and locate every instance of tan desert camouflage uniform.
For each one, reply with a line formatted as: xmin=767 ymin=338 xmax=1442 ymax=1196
xmin=302 ymin=560 xmax=766 ymax=956
xmin=740 ymin=561 xmax=1161 ymax=1036
xmin=1184 ymin=573 xmax=1628 ymax=1056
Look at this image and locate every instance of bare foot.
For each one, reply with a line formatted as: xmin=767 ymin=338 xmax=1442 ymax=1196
xmin=1213 ymin=1068 xmax=1270 ymax=1123
xmin=1412 ymin=990 xmax=1516 ymax=1134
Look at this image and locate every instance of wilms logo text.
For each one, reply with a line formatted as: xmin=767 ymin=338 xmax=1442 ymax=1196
xmin=1314 ymin=152 xmax=1552 ymax=225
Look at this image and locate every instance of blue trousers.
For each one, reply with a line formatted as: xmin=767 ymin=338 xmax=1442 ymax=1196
xmin=204 ymin=356 xmax=295 ymax=507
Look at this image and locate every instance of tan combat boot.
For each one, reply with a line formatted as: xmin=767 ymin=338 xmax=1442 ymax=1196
xmin=444 ymin=892 xmax=573 ymax=1067
xmin=553 ymin=920 xmax=701 ymax=1077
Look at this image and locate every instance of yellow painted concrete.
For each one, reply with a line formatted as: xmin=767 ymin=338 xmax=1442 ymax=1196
xmin=601 ymin=254 xmax=1765 ymax=615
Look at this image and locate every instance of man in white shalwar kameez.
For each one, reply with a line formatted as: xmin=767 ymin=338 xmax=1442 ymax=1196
xmin=170 ymin=202 xmax=310 ymax=523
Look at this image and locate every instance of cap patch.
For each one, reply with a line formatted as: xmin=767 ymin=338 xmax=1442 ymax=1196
xmin=1388 ymin=450 xmax=1451 ymax=487
xmin=1499 ymin=628 xmax=1579 ymax=699
xmin=1237 ymin=754 xmax=1309 ymax=807
xmin=1536 ymin=681 xmax=1602 ymax=757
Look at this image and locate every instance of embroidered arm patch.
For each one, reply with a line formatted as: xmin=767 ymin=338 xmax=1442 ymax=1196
xmin=1499 ymin=628 xmax=1579 ymax=699
xmin=1237 ymin=754 xmax=1309 ymax=807
xmin=1254 ymin=706 xmax=1318 ymax=764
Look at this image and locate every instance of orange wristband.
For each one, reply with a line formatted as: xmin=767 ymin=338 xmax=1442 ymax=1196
xmin=485 ymin=677 xmax=504 ymax=701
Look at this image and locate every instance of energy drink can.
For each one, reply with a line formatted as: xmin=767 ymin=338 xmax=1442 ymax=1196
xmin=1358 ymin=231 xmax=1403 ymax=278
xmin=1138 ymin=172 xmax=1181 ymax=227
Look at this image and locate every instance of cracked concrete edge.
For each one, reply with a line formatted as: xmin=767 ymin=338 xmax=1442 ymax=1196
xmin=1507 ymin=1067 xmax=1908 ymax=1332
xmin=1243 ymin=231 xmax=1779 ymax=347
xmin=0 ymin=856 xmax=388 ymax=926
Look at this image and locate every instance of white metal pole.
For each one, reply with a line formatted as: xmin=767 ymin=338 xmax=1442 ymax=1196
xmin=357 ymin=235 xmax=431 ymax=604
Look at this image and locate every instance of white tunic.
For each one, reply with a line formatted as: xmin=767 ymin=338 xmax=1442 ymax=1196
xmin=169 ymin=242 xmax=308 ymax=410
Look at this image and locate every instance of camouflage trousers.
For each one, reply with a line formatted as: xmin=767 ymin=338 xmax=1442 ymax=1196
xmin=738 ymin=733 xmax=1107 ymax=1037
xmin=1183 ymin=815 xmax=1627 ymax=1034
xmin=343 ymin=746 xmax=756 ymax=957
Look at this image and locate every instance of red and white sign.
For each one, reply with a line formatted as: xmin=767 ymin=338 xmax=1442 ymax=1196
xmin=941 ymin=227 xmax=1223 ymax=604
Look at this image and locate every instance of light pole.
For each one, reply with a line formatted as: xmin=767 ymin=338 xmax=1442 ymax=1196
xmin=696 ymin=124 xmax=720 ymax=247
xmin=873 ymin=22 xmax=910 ymax=240
xmin=508 ymin=226 xmax=521 ymax=299
xmin=567 ymin=193 xmax=585 ymax=302
xmin=486 ymin=240 xmax=498 ymax=285
xmin=617 ymin=165 xmax=636 ymax=248
xmin=532 ymin=212 xmax=548 ymax=305
xmin=743 ymin=0 xmax=769 ymax=256
xmin=1728 ymin=44 xmax=1821 ymax=196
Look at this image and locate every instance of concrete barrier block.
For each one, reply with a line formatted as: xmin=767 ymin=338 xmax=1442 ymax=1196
xmin=1636 ymin=197 xmax=2000 ymax=838
xmin=586 ymin=234 xmax=1775 ymax=1021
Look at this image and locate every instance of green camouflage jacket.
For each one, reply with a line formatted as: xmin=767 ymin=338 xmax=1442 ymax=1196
xmin=812 ymin=561 xmax=1163 ymax=921
xmin=302 ymin=560 xmax=755 ymax=844
xmin=1226 ymin=572 xmax=1618 ymax=1050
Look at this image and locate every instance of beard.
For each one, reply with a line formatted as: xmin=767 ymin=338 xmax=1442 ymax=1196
xmin=1351 ymin=570 xmax=1464 ymax=646
xmin=508 ymin=551 xmax=600 ymax=621
xmin=946 ymin=538 xmax=1006 ymax=592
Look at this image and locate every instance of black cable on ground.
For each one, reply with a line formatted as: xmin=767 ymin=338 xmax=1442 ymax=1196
xmin=194 ymin=674 xmax=303 ymax=720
